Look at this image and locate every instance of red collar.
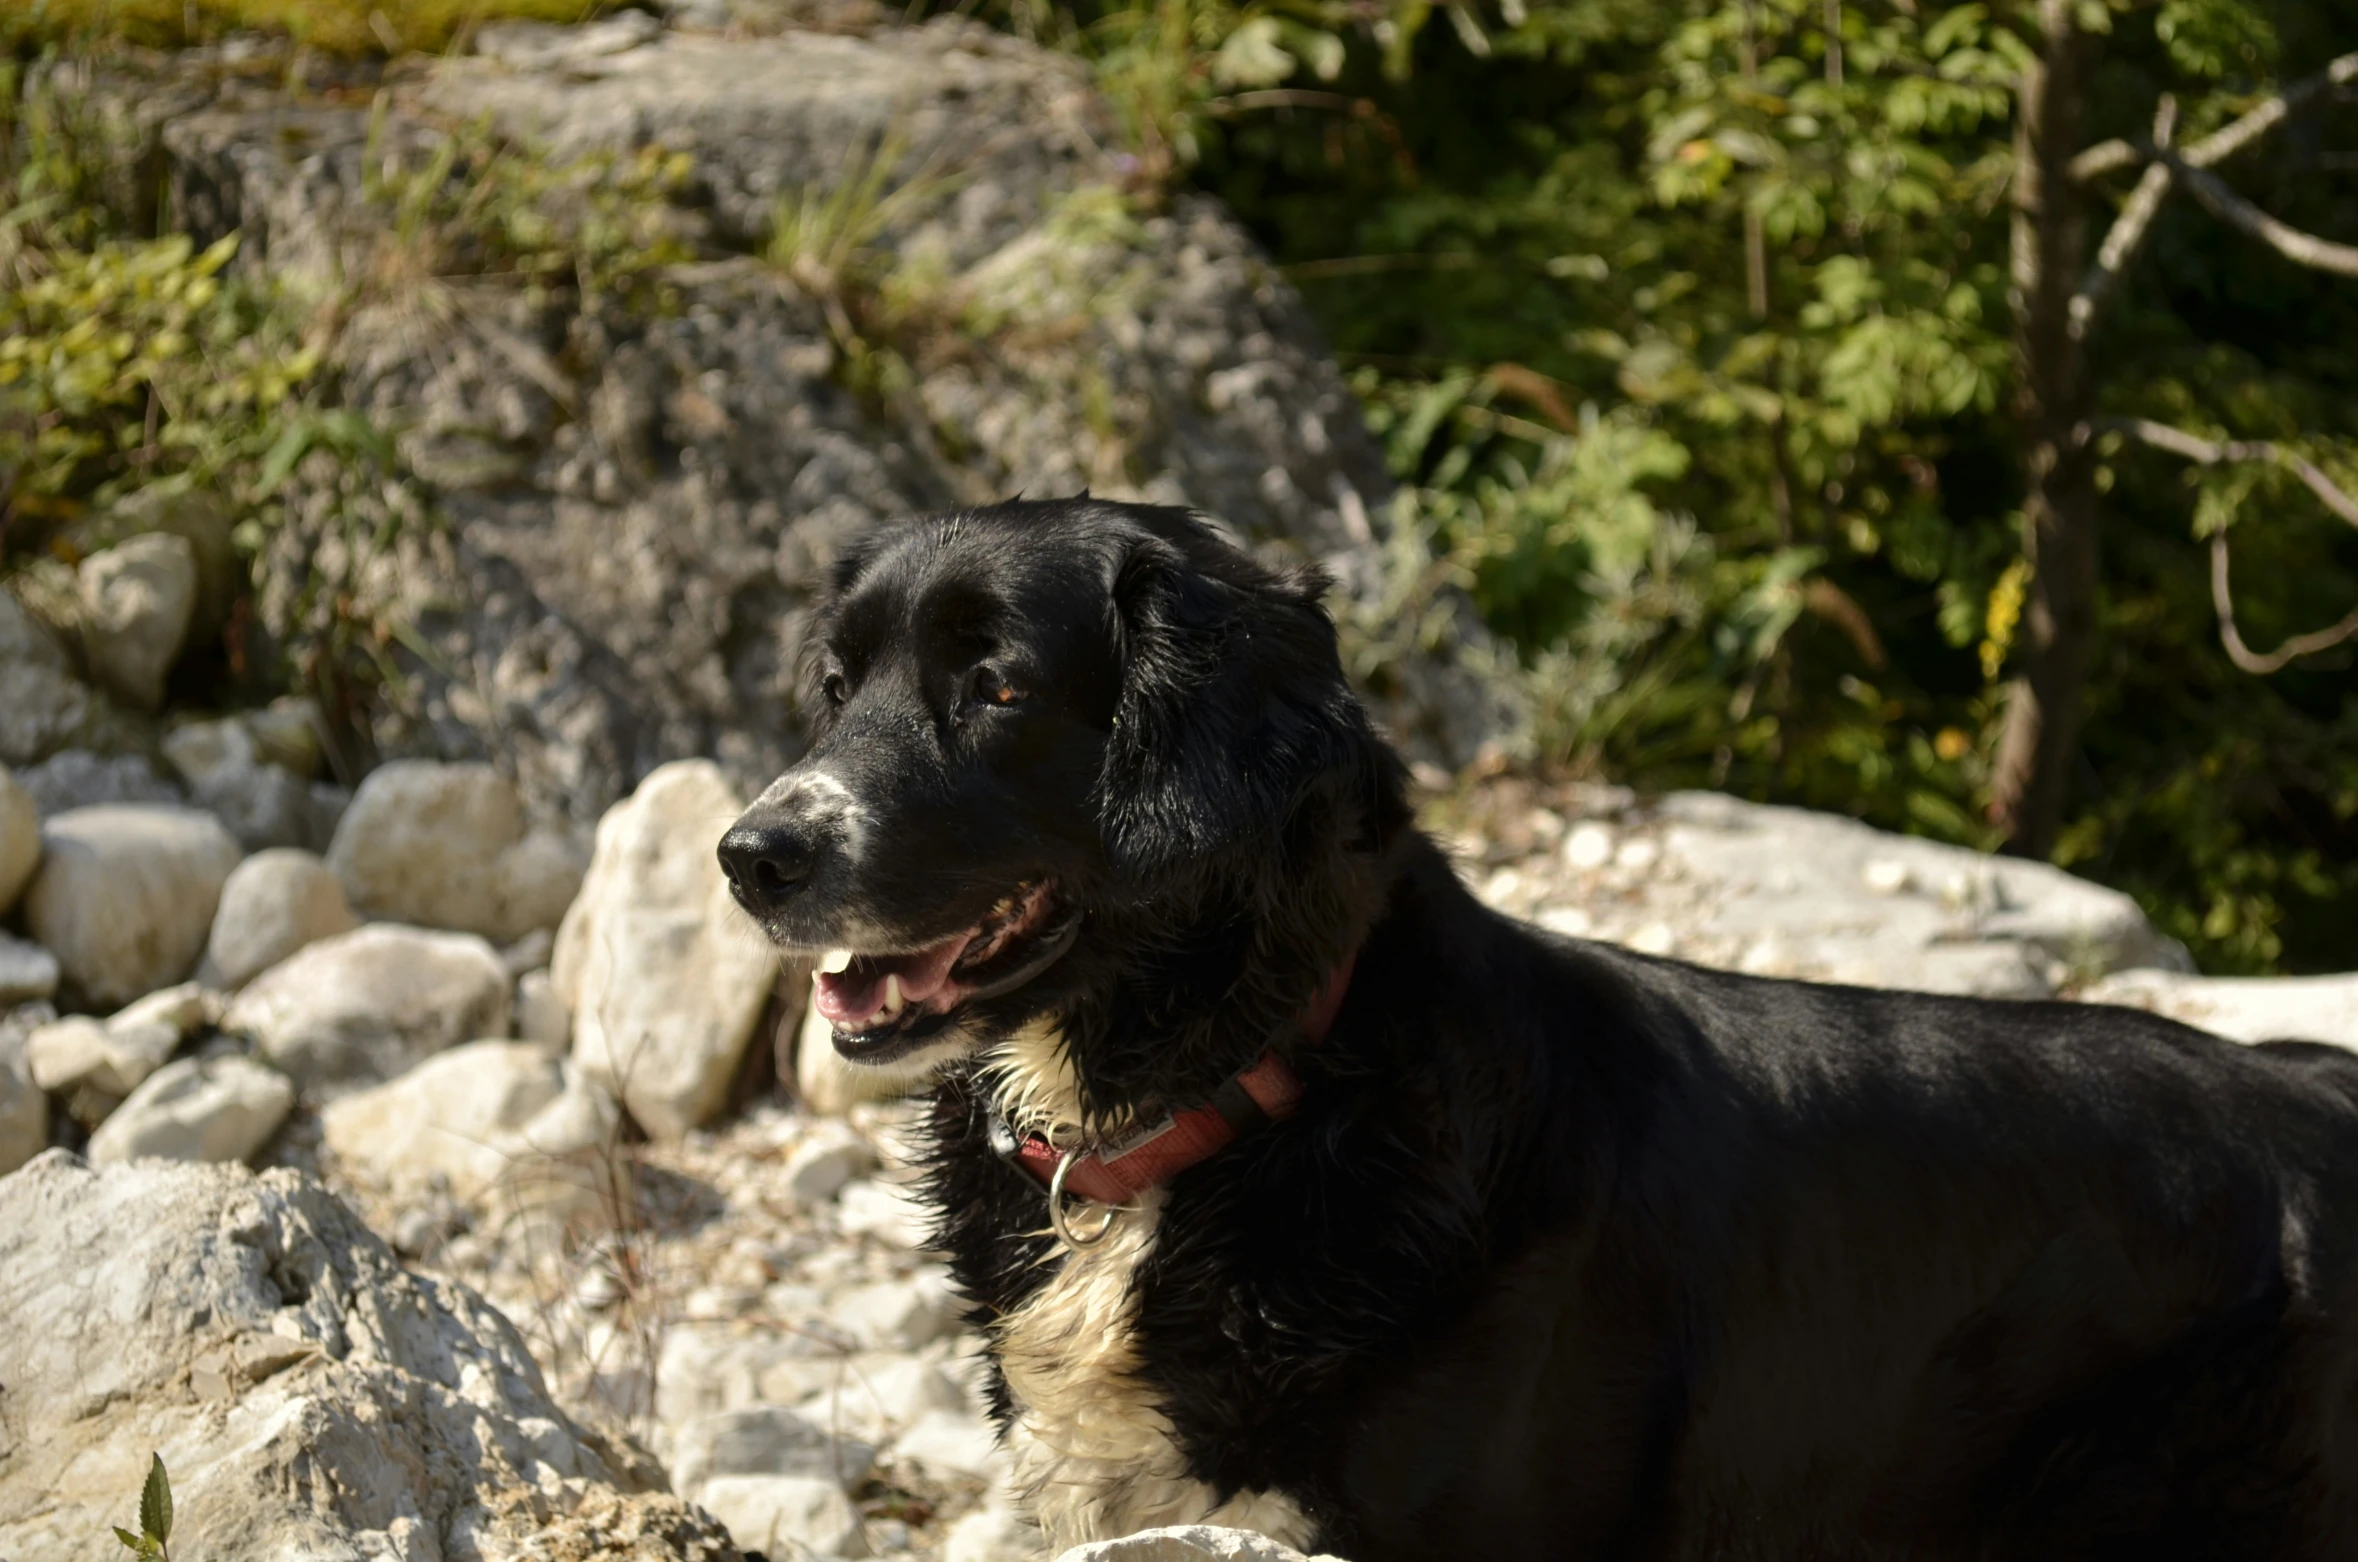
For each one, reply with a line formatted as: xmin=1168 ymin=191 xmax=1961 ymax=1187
xmin=1001 ymin=951 xmax=1357 ymax=1210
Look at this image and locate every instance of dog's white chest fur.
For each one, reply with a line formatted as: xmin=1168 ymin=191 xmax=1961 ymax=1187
xmin=984 ymin=1021 xmax=1316 ymax=1553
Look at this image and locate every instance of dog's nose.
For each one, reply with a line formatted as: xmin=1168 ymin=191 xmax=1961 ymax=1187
xmin=717 ymin=821 xmax=818 ymax=911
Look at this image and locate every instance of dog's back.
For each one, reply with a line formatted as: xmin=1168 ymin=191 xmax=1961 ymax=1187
xmin=1266 ymin=860 xmax=2358 ymax=1561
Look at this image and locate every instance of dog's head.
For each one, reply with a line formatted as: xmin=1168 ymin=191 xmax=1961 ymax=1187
xmin=718 ymin=496 xmax=1404 ymax=1105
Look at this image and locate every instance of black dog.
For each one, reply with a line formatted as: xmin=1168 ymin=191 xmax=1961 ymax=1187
xmin=720 ymin=496 xmax=2358 ymax=1561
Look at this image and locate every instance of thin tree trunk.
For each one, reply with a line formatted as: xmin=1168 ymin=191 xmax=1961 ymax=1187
xmin=1989 ymin=0 xmax=2097 ymax=857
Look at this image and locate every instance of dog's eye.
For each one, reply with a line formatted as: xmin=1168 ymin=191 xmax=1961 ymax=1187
xmin=822 ymin=672 xmax=848 ymax=706
xmin=971 ymin=667 xmax=1023 ymax=707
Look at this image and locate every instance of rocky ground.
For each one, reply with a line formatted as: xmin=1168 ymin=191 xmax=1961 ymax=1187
xmin=5 ymin=733 xmax=2353 ymax=1560
xmin=5 ymin=7 xmax=2356 ymax=1560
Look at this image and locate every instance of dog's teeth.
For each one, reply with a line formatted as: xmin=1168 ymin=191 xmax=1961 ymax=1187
xmin=881 ymin=973 xmax=905 ymax=1017
xmin=819 ymin=948 xmax=853 ymax=974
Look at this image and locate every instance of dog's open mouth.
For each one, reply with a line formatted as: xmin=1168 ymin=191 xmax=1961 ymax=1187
xmin=813 ymin=879 xmax=1077 ymax=1059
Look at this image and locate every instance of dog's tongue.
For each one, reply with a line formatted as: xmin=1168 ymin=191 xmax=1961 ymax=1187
xmin=813 ymin=932 xmax=973 ymax=1027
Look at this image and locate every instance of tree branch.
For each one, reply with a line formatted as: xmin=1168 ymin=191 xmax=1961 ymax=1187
xmin=2156 ymin=149 xmax=2358 ymax=278
xmin=2069 ymin=50 xmax=2358 ymax=184
xmin=2069 ymin=95 xmax=2175 ymax=342
xmin=2095 ymin=416 xmax=2358 ymax=529
xmin=2093 ymin=416 xmax=2358 ymax=672
xmin=2210 ymin=533 xmax=2358 ymax=674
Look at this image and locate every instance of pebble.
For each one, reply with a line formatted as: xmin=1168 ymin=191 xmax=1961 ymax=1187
xmin=86 ymin=1054 xmax=294 ymax=1165
xmin=837 ymin=1179 xmax=932 ymax=1249
xmin=889 ymin=1408 xmax=1006 ymax=1482
xmin=1562 ymin=822 xmax=1615 ymax=871
xmin=785 ymin=1127 xmax=881 ymax=1204
xmin=669 ymin=1404 xmax=876 ymax=1492
xmin=943 ymin=1507 xmax=1040 ymax=1562
xmin=829 ymin=1273 xmax=959 ymax=1351
xmin=694 ymin=1473 xmax=865 ymax=1558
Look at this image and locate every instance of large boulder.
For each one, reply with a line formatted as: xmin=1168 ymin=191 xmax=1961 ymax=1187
xmin=131 ymin=15 xmax=1502 ymax=829
xmin=0 ymin=1154 xmax=740 ymax=1560
xmin=1453 ymin=782 xmax=2193 ymax=1002
xmin=77 ymin=531 xmax=199 ymax=712
xmin=2084 ymin=969 xmax=2358 ymax=1048
xmin=555 ymin=760 xmax=779 ymax=1140
xmin=22 ymin=804 xmax=243 ymax=1007
xmin=225 ymin=923 xmax=511 ymax=1095
xmin=326 ymin=760 xmax=587 ymax=941
xmin=201 ymin=846 xmax=360 ymax=988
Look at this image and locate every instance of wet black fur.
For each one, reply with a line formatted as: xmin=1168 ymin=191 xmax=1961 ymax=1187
xmin=751 ymin=497 xmax=2358 ymax=1561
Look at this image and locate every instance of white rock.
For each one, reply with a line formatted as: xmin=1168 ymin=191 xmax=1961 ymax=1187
xmin=23 ymin=805 xmax=242 ymax=1007
xmin=201 ymin=847 xmax=359 ymax=989
xmin=320 ymin=1039 xmax=565 ymax=1200
xmin=165 ymin=715 xmax=325 ymax=850
xmin=889 ymin=1408 xmax=1006 ymax=1482
xmin=326 ymin=760 xmax=588 ymax=942
xmin=1653 ymin=793 xmax=2191 ymax=998
xmin=2082 ymin=970 xmax=2358 ymax=1048
xmin=670 ymin=1404 xmax=876 ymax=1493
xmin=516 ymin=967 xmax=573 ymax=1050
xmin=1534 ymin=906 xmax=1593 ymax=939
xmin=25 ymin=981 xmax=207 ymax=1095
xmin=799 ymin=1355 xmax=970 ymax=1445
xmin=1563 ymin=821 xmax=1616 ymax=871
xmin=225 ymin=923 xmax=511 ymax=1095
xmin=838 ymin=1177 xmax=933 ymax=1248
xmin=655 ymin=1324 xmax=842 ymax=1430
xmin=0 ymin=1155 xmax=732 ymax=1558
xmin=1861 ymin=858 xmax=1914 ymax=896
xmin=0 ymin=932 xmax=58 ymax=1005
xmin=1054 ymin=1527 xmax=1345 ymax=1562
xmin=1614 ymin=837 xmax=1661 ymax=872
xmin=785 ymin=1124 xmax=880 ymax=1203
xmin=696 ymin=1473 xmax=866 ymax=1558
xmin=555 ymin=760 xmax=778 ymax=1140
xmin=947 ymin=1506 xmax=1045 ymax=1562
xmin=320 ymin=1041 xmax=621 ymax=1224
xmin=86 ymin=1054 xmax=294 ymax=1164
xmin=829 ymin=1272 xmax=959 ymax=1351
xmin=1623 ymin=922 xmax=1679 ymax=957
xmin=78 ymin=532 xmax=197 ymax=711
xmin=0 ymin=765 xmax=36 ymax=915
xmin=0 ymin=1010 xmax=49 ymax=1176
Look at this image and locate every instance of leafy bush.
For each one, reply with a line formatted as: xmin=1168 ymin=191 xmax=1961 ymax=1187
xmin=973 ymin=0 xmax=2358 ymax=973
xmin=3 ymin=0 xmax=607 ymax=56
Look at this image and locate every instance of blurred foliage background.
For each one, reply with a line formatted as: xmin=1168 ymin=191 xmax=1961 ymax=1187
xmin=4 ymin=0 xmax=2355 ymax=973
xmin=970 ymin=0 xmax=2358 ymax=974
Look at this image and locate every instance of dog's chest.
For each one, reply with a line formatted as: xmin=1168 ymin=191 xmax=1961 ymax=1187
xmin=981 ymin=1023 xmax=1317 ymax=1553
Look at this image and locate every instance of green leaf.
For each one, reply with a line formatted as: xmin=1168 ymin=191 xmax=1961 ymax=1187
xmin=140 ymin=1452 xmax=173 ymax=1545
xmin=113 ymin=1526 xmax=147 ymax=1554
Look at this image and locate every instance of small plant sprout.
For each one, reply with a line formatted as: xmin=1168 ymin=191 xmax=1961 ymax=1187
xmin=111 ymin=1453 xmax=174 ymax=1561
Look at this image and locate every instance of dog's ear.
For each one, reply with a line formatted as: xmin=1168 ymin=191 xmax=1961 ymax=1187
xmin=1096 ymin=534 xmax=1372 ymax=872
